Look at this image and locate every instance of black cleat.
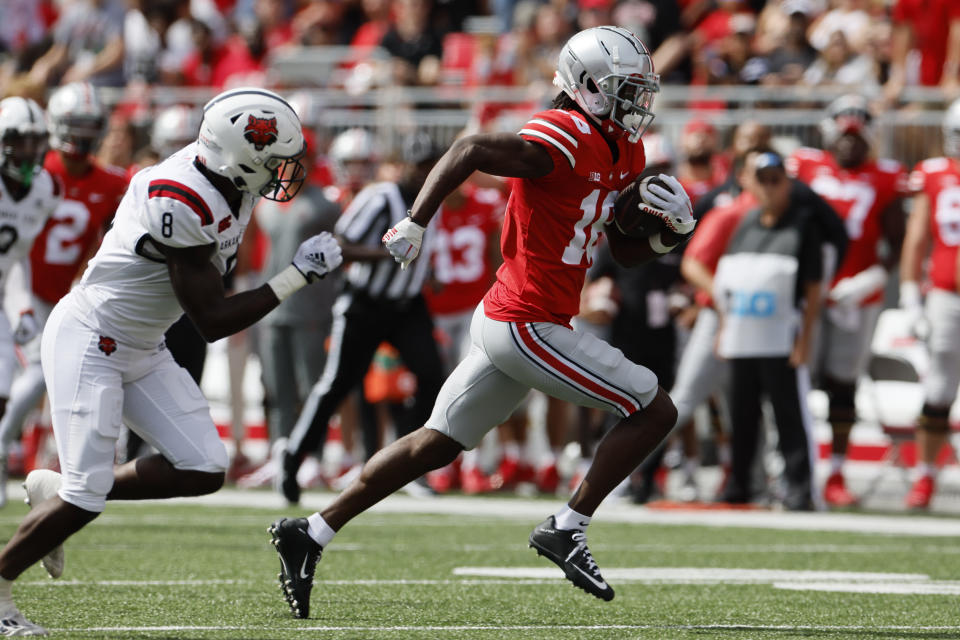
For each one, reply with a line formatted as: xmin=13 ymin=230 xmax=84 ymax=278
xmin=279 ymin=452 xmax=302 ymax=505
xmin=268 ymin=517 xmax=322 ymax=618
xmin=529 ymin=516 xmax=614 ymax=601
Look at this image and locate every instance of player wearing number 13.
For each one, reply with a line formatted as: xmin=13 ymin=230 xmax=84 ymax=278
xmin=786 ymin=95 xmax=908 ymax=507
xmin=0 ymin=88 xmax=343 ymax=637
xmin=269 ymin=27 xmax=693 ymax=618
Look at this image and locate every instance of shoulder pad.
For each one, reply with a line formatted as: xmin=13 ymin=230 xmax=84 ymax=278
xmin=920 ymin=157 xmax=950 ymax=174
xmin=518 ymin=109 xmax=594 ymax=170
xmin=147 ymin=179 xmax=214 ymax=226
xmin=875 ymin=158 xmax=903 ymax=174
xmin=144 ymin=178 xmax=218 ymax=248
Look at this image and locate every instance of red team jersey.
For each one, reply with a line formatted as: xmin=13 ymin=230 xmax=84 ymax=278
xmin=425 ymin=186 xmax=505 ymax=315
xmin=909 ymin=157 xmax=960 ymax=293
xmin=788 ymin=148 xmax=908 ymax=305
xmin=483 ymin=108 xmax=646 ymax=326
xmin=32 ymin=152 xmax=128 ymax=305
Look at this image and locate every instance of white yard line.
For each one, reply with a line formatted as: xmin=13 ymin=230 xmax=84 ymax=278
xmin=774 ymin=581 xmax=960 ymax=595
xmin=51 ymin=624 xmax=960 ymax=633
xmin=452 ymin=567 xmax=933 ymax=583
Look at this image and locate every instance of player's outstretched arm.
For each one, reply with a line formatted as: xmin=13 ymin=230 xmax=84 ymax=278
xmin=407 ymin=134 xmax=553 ymax=226
xmin=163 ymin=233 xmax=342 ymax=342
xmin=385 ymin=134 xmax=553 ymax=268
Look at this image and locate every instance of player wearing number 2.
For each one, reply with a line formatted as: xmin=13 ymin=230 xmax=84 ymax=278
xmin=0 ymin=84 xmax=128 ymax=508
xmin=897 ymin=97 xmax=960 ymax=510
xmin=0 ymin=88 xmax=343 ymax=636
xmin=786 ymin=95 xmax=908 ymax=507
xmin=269 ymin=26 xmax=694 ymax=618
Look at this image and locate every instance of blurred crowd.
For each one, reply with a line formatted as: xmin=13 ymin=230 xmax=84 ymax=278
xmin=0 ymin=0 xmax=958 ymax=514
xmin=0 ymin=0 xmax=958 ymax=105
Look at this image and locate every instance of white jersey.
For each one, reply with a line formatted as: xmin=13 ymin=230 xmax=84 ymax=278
xmin=0 ymin=169 xmax=60 ymax=298
xmin=74 ymin=143 xmax=257 ymax=348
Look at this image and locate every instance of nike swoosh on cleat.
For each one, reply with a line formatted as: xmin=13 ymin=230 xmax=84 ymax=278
xmin=570 ymin=563 xmax=609 ymax=592
xmin=299 ymin=554 xmax=311 ymax=580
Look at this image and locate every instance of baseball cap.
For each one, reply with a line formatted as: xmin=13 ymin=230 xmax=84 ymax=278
xmin=754 ymin=151 xmax=785 ymax=172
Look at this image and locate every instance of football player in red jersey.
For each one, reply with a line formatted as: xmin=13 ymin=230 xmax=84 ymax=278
xmin=898 ymin=97 xmax=960 ymax=510
xmin=269 ymin=26 xmax=694 ymax=615
xmin=0 ymin=84 xmax=128 ymax=507
xmin=787 ymin=95 xmax=908 ymax=507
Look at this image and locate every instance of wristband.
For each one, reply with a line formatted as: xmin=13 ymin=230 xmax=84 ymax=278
xmin=267 ymin=264 xmax=309 ymax=302
xmin=649 ymin=232 xmax=679 ymax=255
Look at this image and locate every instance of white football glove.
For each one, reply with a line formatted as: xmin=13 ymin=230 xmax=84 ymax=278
xmin=829 ymin=264 xmax=888 ymax=307
xmin=899 ymin=280 xmax=929 ymax=340
xmin=292 ymin=232 xmax=343 ymax=282
xmin=640 ymin=174 xmax=696 ymax=235
xmin=12 ymin=309 xmax=39 ymax=346
xmin=382 ymin=217 xmax=425 ymax=270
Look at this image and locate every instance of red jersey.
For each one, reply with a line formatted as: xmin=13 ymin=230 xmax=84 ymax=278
xmin=788 ymin=148 xmax=908 ymax=305
xmin=892 ymin=0 xmax=960 ymax=86
xmin=483 ymin=108 xmax=646 ymax=326
xmin=32 ymin=152 xmax=128 ymax=305
xmin=909 ymin=157 xmax=960 ymax=292
xmin=426 ymin=187 xmax=505 ymax=315
xmin=684 ymin=191 xmax=753 ymax=307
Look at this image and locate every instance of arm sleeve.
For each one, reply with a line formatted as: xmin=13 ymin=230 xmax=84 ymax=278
xmin=794 ymin=180 xmax=848 ymax=267
xmin=797 ymin=215 xmax=824 ymax=285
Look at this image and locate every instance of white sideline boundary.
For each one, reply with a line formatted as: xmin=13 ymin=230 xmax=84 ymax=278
xmin=168 ymin=489 xmax=960 ymax=537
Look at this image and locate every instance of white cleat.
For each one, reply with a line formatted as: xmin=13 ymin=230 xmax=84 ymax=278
xmin=0 ymin=607 xmax=48 ymax=636
xmin=22 ymin=470 xmax=64 ymax=579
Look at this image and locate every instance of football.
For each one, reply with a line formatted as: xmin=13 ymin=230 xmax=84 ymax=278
xmin=611 ymin=175 xmax=667 ymax=239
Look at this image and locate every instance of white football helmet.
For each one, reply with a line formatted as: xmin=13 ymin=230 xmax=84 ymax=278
xmin=943 ymin=98 xmax=960 ymax=158
xmin=0 ymin=96 xmax=48 ymax=187
xmin=819 ymin=94 xmax=874 ymax=148
xmin=152 ymin=105 xmax=202 ymax=159
xmin=329 ymin=128 xmax=378 ymax=191
xmin=553 ymin=26 xmax=659 ymax=142
xmin=197 ymin=87 xmax=306 ymax=202
xmin=47 ymin=82 xmax=106 ymax=157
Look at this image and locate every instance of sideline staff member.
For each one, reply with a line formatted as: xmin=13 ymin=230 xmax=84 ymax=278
xmin=714 ymin=151 xmax=827 ymax=511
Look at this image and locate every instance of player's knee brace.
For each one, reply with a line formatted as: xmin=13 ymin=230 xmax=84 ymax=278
xmin=918 ymin=404 xmax=951 ymax=434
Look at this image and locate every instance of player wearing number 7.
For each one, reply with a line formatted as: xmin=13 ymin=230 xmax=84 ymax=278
xmin=0 ymin=87 xmax=343 ymax=637
xmin=786 ymin=95 xmax=908 ymax=508
xmin=269 ymin=26 xmax=694 ymax=618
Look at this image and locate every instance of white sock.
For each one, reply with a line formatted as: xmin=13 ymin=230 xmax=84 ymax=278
xmin=917 ymin=463 xmax=937 ymax=478
xmin=553 ymin=505 xmax=591 ymax=531
xmin=306 ymin=513 xmax=336 ymax=548
xmin=683 ymin=457 xmax=700 ymax=478
xmin=830 ymin=454 xmax=844 ymax=474
xmin=717 ymin=443 xmax=731 ymax=467
xmin=461 ymin=449 xmax=479 ymax=472
xmin=0 ymin=577 xmax=13 ymax=609
xmin=502 ymin=442 xmax=520 ymax=461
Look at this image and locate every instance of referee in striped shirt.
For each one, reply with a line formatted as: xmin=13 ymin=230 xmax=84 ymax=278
xmin=279 ymin=132 xmax=445 ymax=504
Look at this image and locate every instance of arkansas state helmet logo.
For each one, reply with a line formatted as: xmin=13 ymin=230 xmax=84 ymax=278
xmin=243 ymin=115 xmax=278 ymax=150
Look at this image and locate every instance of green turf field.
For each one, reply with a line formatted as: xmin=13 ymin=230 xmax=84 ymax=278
xmin=2 ymin=494 xmax=960 ymax=639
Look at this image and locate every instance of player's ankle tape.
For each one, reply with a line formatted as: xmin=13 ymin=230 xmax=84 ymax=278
xmin=267 ymin=264 xmax=309 ymax=302
xmin=648 ymin=232 xmax=679 ymax=254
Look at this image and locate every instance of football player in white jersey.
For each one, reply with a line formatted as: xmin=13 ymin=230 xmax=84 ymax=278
xmin=0 ymin=98 xmax=60 ymax=450
xmin=0 ymin=88 xmax=343 ymax=637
